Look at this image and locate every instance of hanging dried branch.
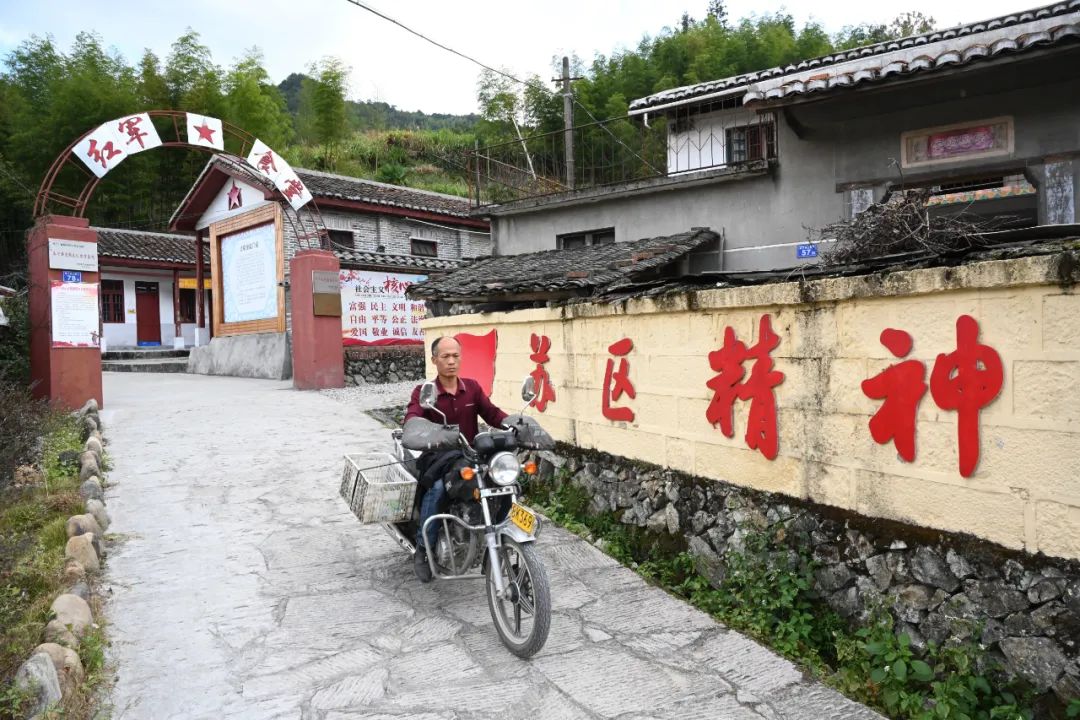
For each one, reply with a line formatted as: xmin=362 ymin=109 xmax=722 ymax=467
xmin=814 ymin=190 xmax=1003 ymax=266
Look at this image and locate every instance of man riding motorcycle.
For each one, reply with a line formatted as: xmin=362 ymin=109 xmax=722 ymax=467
xmin=404 ymin=335 xmax=507 ymax=582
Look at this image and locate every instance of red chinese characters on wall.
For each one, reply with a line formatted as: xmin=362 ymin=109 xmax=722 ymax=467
xmin=861 ymin=315 xmax=1003 ymax=477
xmin=705 ymin=315 xmax=785 ymax=460
xmin=931 ymin=315 xmax=1004 ymax=477
xmin=528 ymin=333 xmax=556 ymax=412
xmin=861 ymin=329 xmax=927 ymax=463
xmin=602 ymin=338 xmax=636 ymax=422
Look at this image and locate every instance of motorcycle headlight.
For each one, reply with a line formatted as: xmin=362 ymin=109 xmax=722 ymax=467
xmin=489 ymin=452 xmax=521 ymax=486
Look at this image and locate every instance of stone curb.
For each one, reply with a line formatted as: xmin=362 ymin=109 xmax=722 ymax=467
xmin=14 ymin=399 xmax=110 ymax=719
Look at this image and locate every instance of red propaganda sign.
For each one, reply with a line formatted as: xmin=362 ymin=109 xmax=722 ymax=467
xmin=862 ymin=315 xmax=1002 ymax=477
xmin=928 ymin=126 xmax=994 ymax=159
xmin=456 ymin=330 xmax=497 ymax=397
xmin=528 ymin=333 xmax=556 ymax=412
xmin=340 ymin=270 xmax=426 ymax=346
xmin=602 ymin=338 xmax=636 ymax=422
xmin=705 ymin=314 xmax=785 ymax=459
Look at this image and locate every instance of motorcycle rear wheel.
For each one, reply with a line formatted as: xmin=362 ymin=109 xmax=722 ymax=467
xmin=485 ymin=538 xmax=551 ymax=658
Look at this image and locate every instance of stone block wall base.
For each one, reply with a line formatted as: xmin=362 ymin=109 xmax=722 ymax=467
xmin=187 ymin=333 xmax=292 ymax=380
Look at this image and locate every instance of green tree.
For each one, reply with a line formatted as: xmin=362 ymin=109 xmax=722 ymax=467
xmin=165 ymin=29 xmax=224 ymax=115
xmin=835 ymin=11 xmax=935 ymax=50
xmin=297 ymin=57 xmax=349 ymax=170
xmin=889 ymin=11 xmax=935 ymax=38
xmin=223 ymin=48 xmax=292 ymax=148
xmin=3 ymin=36 xmax=65 ymax=186
xmin=707 ymin=0 xmax=728 ymax=26
xmin=136 ymin=50 xmax=170 ymax=108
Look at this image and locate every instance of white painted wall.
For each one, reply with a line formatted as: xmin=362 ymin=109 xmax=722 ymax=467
xmin=100 ymin=268 xmax=211 ymax=348
xmin=196 ymin=178 xmax=271 ymax=230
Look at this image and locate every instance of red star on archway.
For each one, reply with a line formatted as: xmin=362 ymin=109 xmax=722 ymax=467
xmin=194 ymin=121 xmax=216 ymax=144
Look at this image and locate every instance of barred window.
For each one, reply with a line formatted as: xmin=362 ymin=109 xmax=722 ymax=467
xmin=101 ymin=280 xmax=124 ymax=323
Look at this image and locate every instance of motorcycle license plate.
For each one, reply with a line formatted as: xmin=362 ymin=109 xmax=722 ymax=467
xmin=510 ymin=503 xmax=537 ymax=535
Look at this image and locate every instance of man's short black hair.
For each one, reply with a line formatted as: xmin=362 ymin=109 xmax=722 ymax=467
xmin=430 ymin=336 xmax=460 ymax=357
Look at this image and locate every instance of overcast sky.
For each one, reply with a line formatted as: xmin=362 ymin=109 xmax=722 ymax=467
xmin=0 ymin=0 xmax=1047 ymax=116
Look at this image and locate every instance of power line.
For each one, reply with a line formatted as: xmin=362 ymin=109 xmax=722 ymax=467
xmin=342 ymin=0 xmax=536 ymax=93
xmin=339 ymin=0 xmax=660 ymax=175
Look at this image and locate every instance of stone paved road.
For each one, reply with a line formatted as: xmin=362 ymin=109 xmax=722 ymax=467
xmin=100 ymin=373 xmax=881 ymax=720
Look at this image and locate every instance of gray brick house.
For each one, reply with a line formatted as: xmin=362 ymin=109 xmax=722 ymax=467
xmin=90 ymin=157 xmax=489 ymax=351
xmin=472 ymin=1 xmax=1080 ymax=271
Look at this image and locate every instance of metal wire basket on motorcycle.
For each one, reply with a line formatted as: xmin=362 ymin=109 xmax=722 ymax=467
xmin=340 ymin=452 xmax=417 ymax=524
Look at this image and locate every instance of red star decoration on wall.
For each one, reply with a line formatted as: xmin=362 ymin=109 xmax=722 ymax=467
xmin=227 ymin=182 xmax=243 ymax=210
xmin=194 ymin=121 xmax=216 ymax=143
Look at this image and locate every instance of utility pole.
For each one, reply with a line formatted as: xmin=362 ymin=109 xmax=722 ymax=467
xmin=560 ymin=56 xmax=575 ymax=190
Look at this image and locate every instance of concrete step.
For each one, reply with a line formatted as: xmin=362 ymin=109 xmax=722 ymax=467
xmin=102 ymin=358 xmax=189 ymax=373
xmin=103 ymin=348 xmax=190 ymax=361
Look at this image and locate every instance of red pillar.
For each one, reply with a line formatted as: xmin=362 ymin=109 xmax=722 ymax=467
xmin=27 ymin=215 xmax=104 ymax=410
xmin=172 ymin=268 xmax=181 ymax=345
xmin=195 ymin=229 xmax=205 ymax=330
xmin=289 ymin=249 xmax=345 ymax=390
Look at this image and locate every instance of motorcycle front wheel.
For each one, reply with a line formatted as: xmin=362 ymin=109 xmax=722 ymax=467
xmin=485 ymin=538 xmax=551 ymax=658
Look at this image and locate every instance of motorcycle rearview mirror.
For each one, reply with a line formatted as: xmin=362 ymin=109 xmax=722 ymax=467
xmin=521 ymin=376 xmax=537 ymax=404
xmin=419 ymin=381 xmax=448 ymax=424
xmin=517 ymin=375 xmax=538 ymax=416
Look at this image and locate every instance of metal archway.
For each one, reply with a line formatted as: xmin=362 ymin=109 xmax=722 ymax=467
xmin=34 ymin=109 xmax=328 ymax=251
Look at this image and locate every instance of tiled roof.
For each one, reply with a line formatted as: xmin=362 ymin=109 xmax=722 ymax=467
xmin=629 ymin=1 xmax=1080 ymax=112
xmin=407 ymin=229 xmax=718 ymax=300
xmin=95 ymin=228 xmax=205 ymax=265
xmin=297 ymin=169 xmax=472 ymax=218
xmin=212 ymin=154 xmax=272 ymax=189
xmin=335 ymin=249 xmax=461 ymax=272
xmin=171 ymin=155 xmax=475 ymax=231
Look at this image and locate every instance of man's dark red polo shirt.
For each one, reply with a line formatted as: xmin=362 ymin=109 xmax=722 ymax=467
xmin=404 ymin=377 xmax=508 ymax=443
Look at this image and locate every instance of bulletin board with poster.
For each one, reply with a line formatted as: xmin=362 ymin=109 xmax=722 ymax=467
xmin=340 ymin=270 xmax=427 ymax=346
xmin=209 ymin=203 xmax=285 ymax=336
xmin=50 ymin=281 xmax=100 ymax=348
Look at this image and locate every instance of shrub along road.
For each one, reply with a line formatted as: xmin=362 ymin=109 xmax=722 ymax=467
xmin=100 ymin=372 xmax=881 ymax=720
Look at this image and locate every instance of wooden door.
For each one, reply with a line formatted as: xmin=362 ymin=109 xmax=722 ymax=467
xmin=135 ymin=281 xmax=161 ymax=344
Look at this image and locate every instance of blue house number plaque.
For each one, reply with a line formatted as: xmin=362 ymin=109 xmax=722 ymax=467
xmin=796 ymin=244 xmax=819 ymax=259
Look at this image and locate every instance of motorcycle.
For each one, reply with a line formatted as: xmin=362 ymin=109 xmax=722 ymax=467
xmin=382 ymin=376 xmax=555 ymax=658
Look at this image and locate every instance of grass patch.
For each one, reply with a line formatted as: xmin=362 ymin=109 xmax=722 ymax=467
xmin=0 ymin=411 xmax=94 ymax=720
xmin=524 ymin=473 xmax=1037 ymax=720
